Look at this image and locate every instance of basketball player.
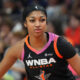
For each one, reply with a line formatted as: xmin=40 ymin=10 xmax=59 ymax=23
xmin=0 ymin=3 xmax=80 ymax=80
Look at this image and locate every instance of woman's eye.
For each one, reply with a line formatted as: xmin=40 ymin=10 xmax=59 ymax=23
xmin=30 ymin=20 xmax=35 ymax=22
xmin=40 ymin=19 xmax=46 ymax=22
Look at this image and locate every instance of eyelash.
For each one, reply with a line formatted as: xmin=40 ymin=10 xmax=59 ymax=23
xmin=30 ymin=20 xmax=35 ymax=22
xmin=30 ymin=19 xmax=46 ymax=23
xmin=40 ymin=19 xmax=46 ymax=22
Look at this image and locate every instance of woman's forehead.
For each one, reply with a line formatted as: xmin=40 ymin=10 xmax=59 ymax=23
xmin=27 ymin=11 xmax=46 ymax=18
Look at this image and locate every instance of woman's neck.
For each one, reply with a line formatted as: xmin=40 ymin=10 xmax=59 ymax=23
xmin=29 ymin=33 xmax=47 ymax=50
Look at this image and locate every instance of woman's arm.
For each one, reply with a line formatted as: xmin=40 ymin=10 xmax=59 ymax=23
xmin=56 ymin=37 xmax=80 ymax=76
xmin=0 ymin=39 xmax=24 ymax=78
xmin=67 ymin=53 xmax=80 ymax=76
xmin=0 ymin=46 xmax=17 ymax=78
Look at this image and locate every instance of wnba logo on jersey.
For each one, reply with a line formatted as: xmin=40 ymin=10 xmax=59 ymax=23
xmin=27 ymin=53 xmax=32 ymax=58
xmin=25 ymin=57 xmax=56 ymax=66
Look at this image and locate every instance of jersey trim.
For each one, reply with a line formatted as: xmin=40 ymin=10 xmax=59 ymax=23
xmin=25 ymin=32 xmax=55 ymax=54
xmin=54 ymin=36 xmax=63 ymax=59
xmin=21 ymin=49 xmax=24 ymax=61
xmin=21 ymin=32 xmax=63 ymax=60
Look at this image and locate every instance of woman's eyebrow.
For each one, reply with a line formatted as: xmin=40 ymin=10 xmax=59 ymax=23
xmin=40 ymin=16 xmax=45 ymax=18
xmin=29 ymin=16 xmax=46 ymax=18
xmin=28 ymin=15 xmax=36 ymax=18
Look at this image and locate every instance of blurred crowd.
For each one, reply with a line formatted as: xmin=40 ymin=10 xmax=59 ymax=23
xmin=0 ymin=0 xmax=80 ymax=80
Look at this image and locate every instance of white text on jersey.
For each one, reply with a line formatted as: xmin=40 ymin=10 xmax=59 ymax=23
xmin=26 ymin=58 xmax=56 ymax=66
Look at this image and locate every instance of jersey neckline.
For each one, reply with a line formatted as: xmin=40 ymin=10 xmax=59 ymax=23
xmin=25 ymin=32 xmax=54 ymax=54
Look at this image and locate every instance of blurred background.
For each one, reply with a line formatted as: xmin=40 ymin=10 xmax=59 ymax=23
xmin=0 ymin=0 xmax=80 ymax=80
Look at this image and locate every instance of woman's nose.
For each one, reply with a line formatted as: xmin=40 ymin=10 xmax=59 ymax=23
xmin=35 ymin=21 xmax=40 ymax=27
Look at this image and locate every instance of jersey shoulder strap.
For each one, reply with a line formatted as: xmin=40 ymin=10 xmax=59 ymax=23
xmin=53 ymin=36 xmax=63 ymax=59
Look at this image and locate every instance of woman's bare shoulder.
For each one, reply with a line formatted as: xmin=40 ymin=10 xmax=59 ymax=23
xmin=7 ymin=38 xmax=26 ymax=59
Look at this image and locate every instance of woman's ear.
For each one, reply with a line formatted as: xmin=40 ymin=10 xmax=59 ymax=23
xmin=24 ymin=21 xmax=27 ymax=28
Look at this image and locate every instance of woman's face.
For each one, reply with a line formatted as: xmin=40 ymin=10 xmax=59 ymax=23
xmin=24 ymin=11 xmax=47 ymax=37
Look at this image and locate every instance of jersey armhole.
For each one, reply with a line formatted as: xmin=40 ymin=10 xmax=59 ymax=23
xmin=53 ymin=36 xmax=63 ymax=59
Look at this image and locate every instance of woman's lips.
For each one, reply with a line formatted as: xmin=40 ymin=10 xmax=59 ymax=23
xmin=34 ymin=29 xmax=42 ymax=32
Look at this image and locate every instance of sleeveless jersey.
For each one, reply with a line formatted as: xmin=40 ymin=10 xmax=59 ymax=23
xmin=22 ymin=32 xmax=75 ymax=80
